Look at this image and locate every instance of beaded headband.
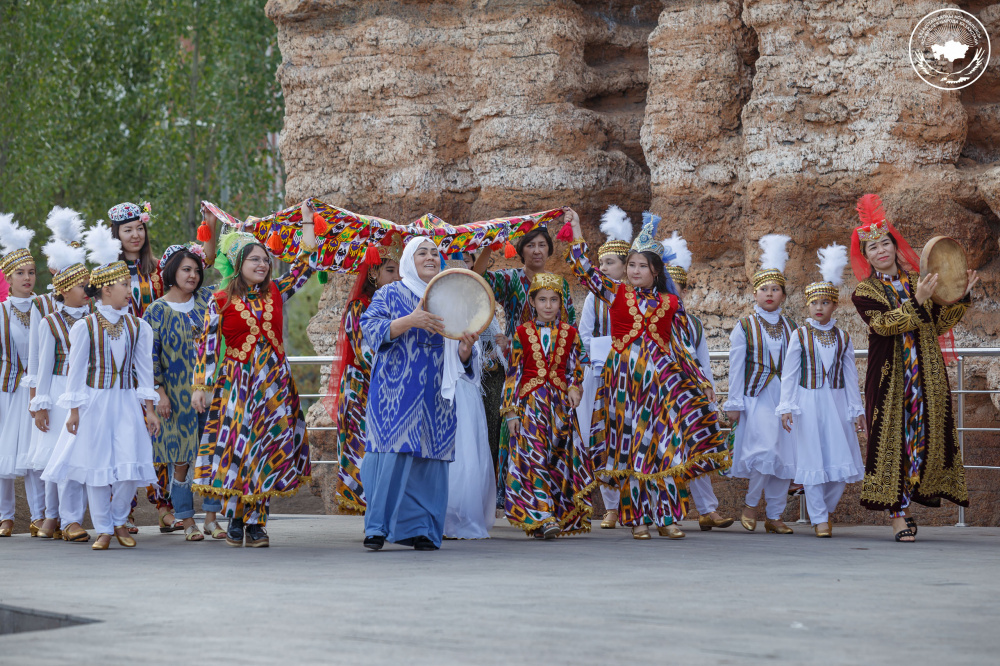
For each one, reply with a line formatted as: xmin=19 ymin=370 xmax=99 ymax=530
xmin=0 ymin=248 xmax=34 ymax=275
xmin=89 ymin=261 xmax=130 ymax=290
xmin=752 ymin=268 xmax=786 ymax=291
xmin=598 ymin=239 xmax=631 ymax=259
xmin=666 ymin=265 xmax=688 ymax=289
xmin=529 ymin=272 xmax=563 ymax=296
xmin=52 ymin=263 xmax=91 ymax=294
xmin=379 ymin=234 xmax=404 ymax=264
xmin=805 ymin=281 xmax=839 ymax=304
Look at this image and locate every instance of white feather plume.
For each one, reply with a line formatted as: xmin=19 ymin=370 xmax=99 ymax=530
xmin=663 ymin=231 xmax=692 ymax=271
xmin=43 ymin=238 xmax=86 ymax=272
xmin=599 ymin=205 xmax=633 ymax=243
xmin=45 ymin=206 xmax=84 ymax=244
xmin=0 ymin=213 xmax=35 ymax=254
xmin=816 ymin=243 xmax=848 ymax=287
xmin=84 ymin=221 xmax=122 ymax=267
xmin=758 ymin=234 xmax=790 ymax=273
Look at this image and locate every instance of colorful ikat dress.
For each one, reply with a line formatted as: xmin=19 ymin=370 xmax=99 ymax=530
xmin=568 ymin=241 xmax=729 ymax=528
xmin=334 ymin=296 xmax=374 ymax=514
xmin=192 ymin=255 xmax=314 ymax=525
xmin=502 ymin=320 xmax=596 ymax=536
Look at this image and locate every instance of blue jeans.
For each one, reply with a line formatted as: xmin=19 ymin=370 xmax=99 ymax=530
xmin=170 ymin=463 xmax=222 ymax=520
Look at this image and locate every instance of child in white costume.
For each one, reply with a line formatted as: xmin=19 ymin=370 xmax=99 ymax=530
xmin=724 ymin=234 xmax=797 ymax=534
xmin=0 ymin=214 xmax=45 ymax=537
xmin=575 ymin=205 xmax=631 ymax=529
xmin=777 ymin=244 xmax=865 ymax=538
xmin=444 ymin=342 xmax=497 ymax=540
xmin=42 ymin=223 xmax=160 ymax=550
xmin=25 ymin=208 xmax=91 ymax=540
xmin=663 ymin=231 xmax=734 ymax=532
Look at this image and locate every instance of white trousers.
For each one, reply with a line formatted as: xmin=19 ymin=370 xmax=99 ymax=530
xmin=0 ymin=471 xmax=45 ymax=521
xmin=44 ymin=480 xmax=60 ymax=520
xmin=803 ymin=481 xmax=846 ymax=525
xmin=745 ymin=470 xmax=790 ymax=520
xmin=59 ymin=480 xmax=87 ymax=528
xmin=87 ymin=481 xmax=138 ymax=535
xmin=600 ymin=484 xmax=619 ymax=511
xmin=689 ymin=475 xmax=720 ymax=514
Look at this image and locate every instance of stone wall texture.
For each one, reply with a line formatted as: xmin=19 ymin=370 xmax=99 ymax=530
xmin=267 ymin=0 xmax=1000 ymax=525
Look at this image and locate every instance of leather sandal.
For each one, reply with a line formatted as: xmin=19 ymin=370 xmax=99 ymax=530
xmin=904 ymin=517 xmax=918 ymax=537
xmin=203 ymin=520 xmax=226 ymax=539
xmin=184 ymin=524 xmax=205 ymax=541
xmin=894 ymin=528 xmax=916 ymax=542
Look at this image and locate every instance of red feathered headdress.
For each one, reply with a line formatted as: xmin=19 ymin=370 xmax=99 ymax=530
xmin=850 ymin=193 xmax=921 ymax=282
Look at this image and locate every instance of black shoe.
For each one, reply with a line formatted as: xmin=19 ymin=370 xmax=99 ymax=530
xmin=226 ymin=518 xmax=244 ymax=547
xmin=412 ymin=536 xmax=438 ymax=551
xmin=245 ymin=524 xmax=270 ymax=548
xmin=363 ymin=535 xmax=385 ymax=551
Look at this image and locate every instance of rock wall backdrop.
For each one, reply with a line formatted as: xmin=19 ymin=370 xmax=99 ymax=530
xmin=266 ymin=0 xmax=1000 ymax=525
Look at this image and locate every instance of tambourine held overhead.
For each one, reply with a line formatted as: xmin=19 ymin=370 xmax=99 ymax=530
xmin=423 ymin=268 xmax=496 ymax=340
xmin=920 ymin=236 xmax=968 ymax=306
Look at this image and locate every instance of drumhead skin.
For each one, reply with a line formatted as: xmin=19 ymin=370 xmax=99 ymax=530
xmin=920 ymin=236 xmax=968 ymax=305
xmin=423 ymin=268 xmax=497 ymax=339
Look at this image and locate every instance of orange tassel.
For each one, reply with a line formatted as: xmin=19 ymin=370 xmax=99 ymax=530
xmin=312 ymin=212 xmax=328 ymax=236
xmin=196 ymin=219 xmax=212 ymax=242
xmin=503 ymin=241 xmax=517 ymax=259
xmin=267 ymin=230 xmax=284 ymax=254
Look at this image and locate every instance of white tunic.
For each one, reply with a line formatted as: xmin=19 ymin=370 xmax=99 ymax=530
xmin=0 ymin=298 xmax=34 ymax=478
xmin=27 ymin=304 xmax=90 ymax=470
xmin=444 ymin=344 xmax=496 ymax=539
xmin=723 ymin=305 xmax=796 ymax=480
xmin=776 ymin=319 xmax=865 ymax=485
xmin=575 ymin=292 xmax=613 ymax=439
xmin=42 ymin=304 xmax=159 ymax=487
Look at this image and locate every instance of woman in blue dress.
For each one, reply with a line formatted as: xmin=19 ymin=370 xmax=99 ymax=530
xmin=360 ymin=237 xmax=478 ymax=551
xmin=143 ymin=243 xmax=224 ymax=541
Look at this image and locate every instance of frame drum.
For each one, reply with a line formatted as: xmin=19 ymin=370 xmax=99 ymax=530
xmin=920 ymin=236 xmax=968 ymax=306
xmin=423 ymin=268 xmax=497 ymax=339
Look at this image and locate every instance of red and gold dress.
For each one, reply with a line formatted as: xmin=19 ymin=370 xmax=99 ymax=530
xmin=192 ymin=256 xmax=313 ymax=525
xmin=501 ymin=320 xmax=596 ymax=536
xmin=568 ymin=241 xmax=729 ymax=528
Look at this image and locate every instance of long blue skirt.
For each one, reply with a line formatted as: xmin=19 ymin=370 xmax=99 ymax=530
xmin=361 ymin=451 xmax=449 ymax=548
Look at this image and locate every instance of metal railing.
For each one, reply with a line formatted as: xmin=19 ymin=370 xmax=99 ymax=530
xmin=288 ymin=348 xmax=1000 ymax=526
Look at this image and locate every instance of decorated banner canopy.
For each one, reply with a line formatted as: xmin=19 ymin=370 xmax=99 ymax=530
xmin=203 ymin=198 xmax=568 ymax=274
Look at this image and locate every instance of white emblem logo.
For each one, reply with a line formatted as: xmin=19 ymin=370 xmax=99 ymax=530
xmin=910 ymin=9 xmax=990 ymax=90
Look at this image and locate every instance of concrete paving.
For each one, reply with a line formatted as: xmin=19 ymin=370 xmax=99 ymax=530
xmin=1 ymin=515 xmax=998 ymax=665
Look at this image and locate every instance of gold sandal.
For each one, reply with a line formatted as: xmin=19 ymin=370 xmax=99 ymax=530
xmin=203 ymin=520 xmax=226 ymax=539
xmin=184 ymin=524 xmax=205 ymax=542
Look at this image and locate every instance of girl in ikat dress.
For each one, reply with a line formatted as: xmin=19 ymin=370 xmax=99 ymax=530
xmin=566 ymin=209 xmax=729 ymax=540
xmin=724 ymin=234 xmax=797 ymax=535
xmin=0 ymin=214 xmax=44 ymax=537
xmin=777 ymin=244 xmax=866 ymax=538
xmin=502 ymin=273 xmax=596 ymax=539
xmin=41 ymin=223 xmax=161 ymax=551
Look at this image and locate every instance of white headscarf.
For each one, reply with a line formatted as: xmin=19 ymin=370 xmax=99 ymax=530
xmin=399 ymin=237 xmax=462 ymax=403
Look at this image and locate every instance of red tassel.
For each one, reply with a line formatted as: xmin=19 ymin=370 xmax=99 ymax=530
xmin=364 ymin=243 xmax=381 ymax=264
xmin=267 ymin=230 xmax=284 ymax=254
xmin=196 ymin=219 xmax=212 ymax=242
xmin=312 ymin=212 xmax=328 ymax=236
xmin=555 ymin=220 xmax=573 ymax=242
xmin=503 ymin=241 xmax=517 ymax=259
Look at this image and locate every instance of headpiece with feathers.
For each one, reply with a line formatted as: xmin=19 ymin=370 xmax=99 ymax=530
xmin=662 ymin=231 xmax=693 ymax=289
xmin=85 ymin=221 xmax=129 ymax=290
xmin=598 ymin=205 xmax=634 ymax=259
xmin=43 ymin=238 xmax=86 ymax=273
xmin=752 ymin=234 xmax=790 ymax=291
xmin=0 ymin=212 xmax=36 ymax=274
xmin=805 ymin=243 xmax=847 ymax=304
xmin=849 ymin=192 xmax=920 ymax=282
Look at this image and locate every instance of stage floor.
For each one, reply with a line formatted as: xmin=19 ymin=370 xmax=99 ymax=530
xmin=1 ymin=515 xmax=998 ymax=665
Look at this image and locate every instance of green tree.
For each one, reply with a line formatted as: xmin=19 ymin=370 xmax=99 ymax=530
xmin=0 ymin=0 xmax=284 ymax=253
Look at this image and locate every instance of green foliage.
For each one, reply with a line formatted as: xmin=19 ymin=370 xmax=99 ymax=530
xmin=0 ymin=0 xmax=284 ymax=252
